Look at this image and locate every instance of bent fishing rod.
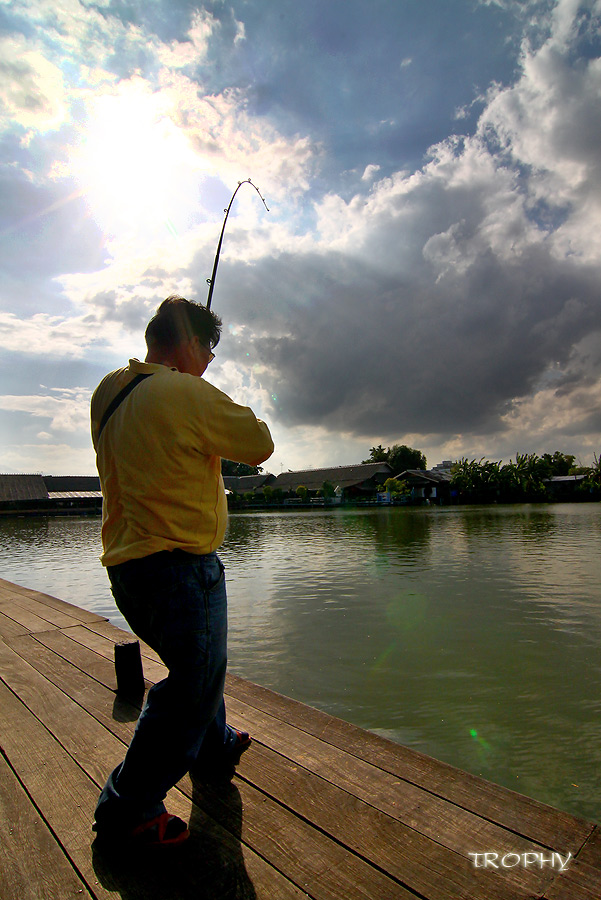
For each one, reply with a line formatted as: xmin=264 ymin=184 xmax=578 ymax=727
xmin=206 ymin=179 xmax=269 ymax=310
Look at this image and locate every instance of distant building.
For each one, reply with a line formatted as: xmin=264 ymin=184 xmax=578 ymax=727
xmin=399 ymin=466 xmax=453 ymax=504
xmin=272 ymin=462 xmax=392 ymax=500
xmin=543 ymin=474 xmax=588 ymax=500
xmin=222 ymin=473 xmax=276 ymax=495
xmin=0 ymin=474 xmax=102 ymax=515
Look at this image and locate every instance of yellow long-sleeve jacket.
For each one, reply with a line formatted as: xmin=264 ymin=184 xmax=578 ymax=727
xmin=91 ymin=359 xmax=274 ymax=566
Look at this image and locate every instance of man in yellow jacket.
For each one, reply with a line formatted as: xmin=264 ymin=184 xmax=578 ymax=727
xmin=91 ymin=295 xmax=274 ymax=847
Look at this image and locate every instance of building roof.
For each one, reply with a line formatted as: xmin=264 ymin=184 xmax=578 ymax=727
xmin=272 ymin=463 xmax=392 ymax=493
xmin=545 ymin=475 xmax=587 ymax=483
xmin=47 ymin=491 xmax=103 ymax=500
xmin=43 ymin=476 xmax=101 ymax=492
xmin=401 ymin=468 xmax=453 ymax=484
xmin=0 ymin=474 xmax=49 ymax=502
xmin=223 ymin=473 xmax=275 ymax=493
xmin=0 ymin=474 xmax=104 ymax=504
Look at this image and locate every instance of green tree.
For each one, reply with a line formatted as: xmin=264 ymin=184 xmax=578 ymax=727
xmin=362 ymin=444 xmax=388 ymax=463
xmin=583 ymin=454 xmax=601 ymax=493
xmin=322 ymin=481 xmax=336 ymax=498
xmin=499 ymin=454 xmax=548 ymax=500
xmin=296 ymin=485 xmax=308 ymax=501
xmin=383 ymin=477 xmax=410 ymax=498
xmin=451 ymin=458 xmax=501 ymax=502
xmin=221 ymin=459 xmax=263 ymax=476
xmin=540 ymin=451 xmax=576 ymax=477
xmin=362 ymin=443 xmax=427 ymax=472
xmin=388 ymin=444 xmax=427 ymax=475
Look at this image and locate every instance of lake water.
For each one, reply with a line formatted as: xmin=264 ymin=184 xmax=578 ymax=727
xmin=1 ymin=503 xmax=600 ymax=823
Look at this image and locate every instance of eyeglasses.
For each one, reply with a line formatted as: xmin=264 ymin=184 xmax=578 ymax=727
xmin=197 ymin=338 xmax=215 ymax=363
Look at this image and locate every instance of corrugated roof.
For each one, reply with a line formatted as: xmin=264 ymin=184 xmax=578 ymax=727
xmin=43 ymin=476 xmax=101 ymax=492
xmin=223 ymin=474 xmax=275 ymax=493
xmin=0 ymin=475 xmax=49 ymax=502
xmin=47 ymin=491 xmax=103 ymax=500
xmin=545 ymin=475 xmax=586 ymax=483
xmin=272 ymin=463 xmax=392 ymax=492
xmin=400 ymin=469 xmax=452 ymax=483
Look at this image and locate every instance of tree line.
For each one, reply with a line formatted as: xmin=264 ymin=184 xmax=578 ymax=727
xmin=363 ymin=445 xmax=601 ymax=503
xmin=362 ymin=443 xmax=427 ymax=473
xmin=449 ymin=452 xmax=601 ymax=502
xmin=221 ymin=446 xmax=601 ymax=505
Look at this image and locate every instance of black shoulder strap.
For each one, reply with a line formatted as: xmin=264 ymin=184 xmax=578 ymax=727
xmin=97 ymin=373 xmax=153 ymax=440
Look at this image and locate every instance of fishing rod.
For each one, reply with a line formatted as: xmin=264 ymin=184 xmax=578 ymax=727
xmin=206 ymin=179 xmax=269 ymax=310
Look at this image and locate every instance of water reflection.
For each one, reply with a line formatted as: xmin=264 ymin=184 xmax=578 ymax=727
xmin=1 ymin=504 xmax=600 ymax=822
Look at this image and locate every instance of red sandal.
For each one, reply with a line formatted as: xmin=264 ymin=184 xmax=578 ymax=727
xmin=130 ymin=812 xmax=190 ymax=847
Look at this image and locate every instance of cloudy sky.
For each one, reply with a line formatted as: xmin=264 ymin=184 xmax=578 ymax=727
xmin=1 ymin=0 xmax=600 ymax=476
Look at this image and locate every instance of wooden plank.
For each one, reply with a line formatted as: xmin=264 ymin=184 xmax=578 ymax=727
xmin=187 ymin=775 xmax=420 ymax=900
xmin=0 ymin=591 xmax=83 ymax=630
xmin=81 ymin=616 xmax=164 ymax=665
xmin=0 ymin=639 xmax=126 ymax=788
xmin=224 ymin=692 xmax=590 ymax=860
xmin=8 ymin=632 xmax=143 ymax=742
xmin=3 ymin=635 xmax=415 ymax=900
xmin=0 ymin=642 xmax=314 ymax=899
xmin=0 ymin=677 xmax=112 ymax=897
xmin=22 ymin=628 xmax=131 ymax=694
xmin=52 ymin=622 xmax=167 ymax=683
xmin=18 ymin=629 xmax=552 ymax=877
xmin=15 ymin=628 xmax=588 ymax=900
xmin=234 ymin=739 xmax=556 ymax=898
xmin=13 ymin=634 xmax=561 ymax=900
xmin=0 ymin=610 xmax=31 ymax=641
xmin=0 ymin=678 xmax=308 ymax=900
xmin=575 ymin=825 xmax=601 ymax=868
xmin=226 ymin=674 xmax=593 ymax=852
xmin=542 ymin=858 xmax=601 ymax=900
xmin=190 ymin=773 xmax=533 ymax=900
xmin=0 ymin=753 xmax=94 ymax=900
xmin=3 ymin=582 xmax=597 ymax=900
xmin=0 ymin=577 xmax=106 ymax=624
xmin=0 ymin=601 xmax=59 ymax=634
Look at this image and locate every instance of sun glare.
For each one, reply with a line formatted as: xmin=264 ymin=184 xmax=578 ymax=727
xmin=73 ymin=83 xmax=206 ymax=242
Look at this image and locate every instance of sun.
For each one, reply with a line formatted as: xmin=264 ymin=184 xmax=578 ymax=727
xmin=72 ymin=80 xmax=206 ymax=242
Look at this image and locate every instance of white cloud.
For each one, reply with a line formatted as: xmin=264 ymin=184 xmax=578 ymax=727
xmin=361 ymin=164 xmax=381 ymax=182
xmin=0 ymin=388 xmax=91 ymax=432
xmin=0 ymin=312 xmax=97 ymax=358
xmin=0 ymin=441 xmax=96 ymax=475
xmin=479 ymin=1 xmax=601 ymax=260
xmin=157 ymin=9 xmax=217 ymax=68
xmin=0 ymin=37 xmax=67 ymax=133
xmin=157 ymin=76 xmax=322 ymax=199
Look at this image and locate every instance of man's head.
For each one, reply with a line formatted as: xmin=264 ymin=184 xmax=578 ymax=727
xmin=145 ymin=295 xmax=222 ymax=376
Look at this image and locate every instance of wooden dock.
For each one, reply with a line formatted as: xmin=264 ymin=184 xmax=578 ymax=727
xmin=1 ymin=575 xmax=600 ymax=900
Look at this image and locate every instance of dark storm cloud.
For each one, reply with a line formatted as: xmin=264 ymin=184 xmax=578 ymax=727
xmin=208 ymin=236 xmax=601 ymax=442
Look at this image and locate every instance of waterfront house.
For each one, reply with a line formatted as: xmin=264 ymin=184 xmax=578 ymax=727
xmin=399 ymin=466 xmax=453 ymax=504
xmin=271 ymin=462 xmax=393 ymax=502
xmin=222 ymin=473 xmax=276 ymax=495
xmin=0 ymin=474 xmax=102 ymax=516
xmin=543 ymin=474 xmax=588 ymax=500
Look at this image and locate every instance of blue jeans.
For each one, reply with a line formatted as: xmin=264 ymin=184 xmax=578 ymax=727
xmin=94 ymin=550 xmax=238 ymax=832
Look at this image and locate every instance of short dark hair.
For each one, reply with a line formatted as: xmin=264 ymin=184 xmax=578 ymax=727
xmin=145 ymin=295 xmax=222 ymax=352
